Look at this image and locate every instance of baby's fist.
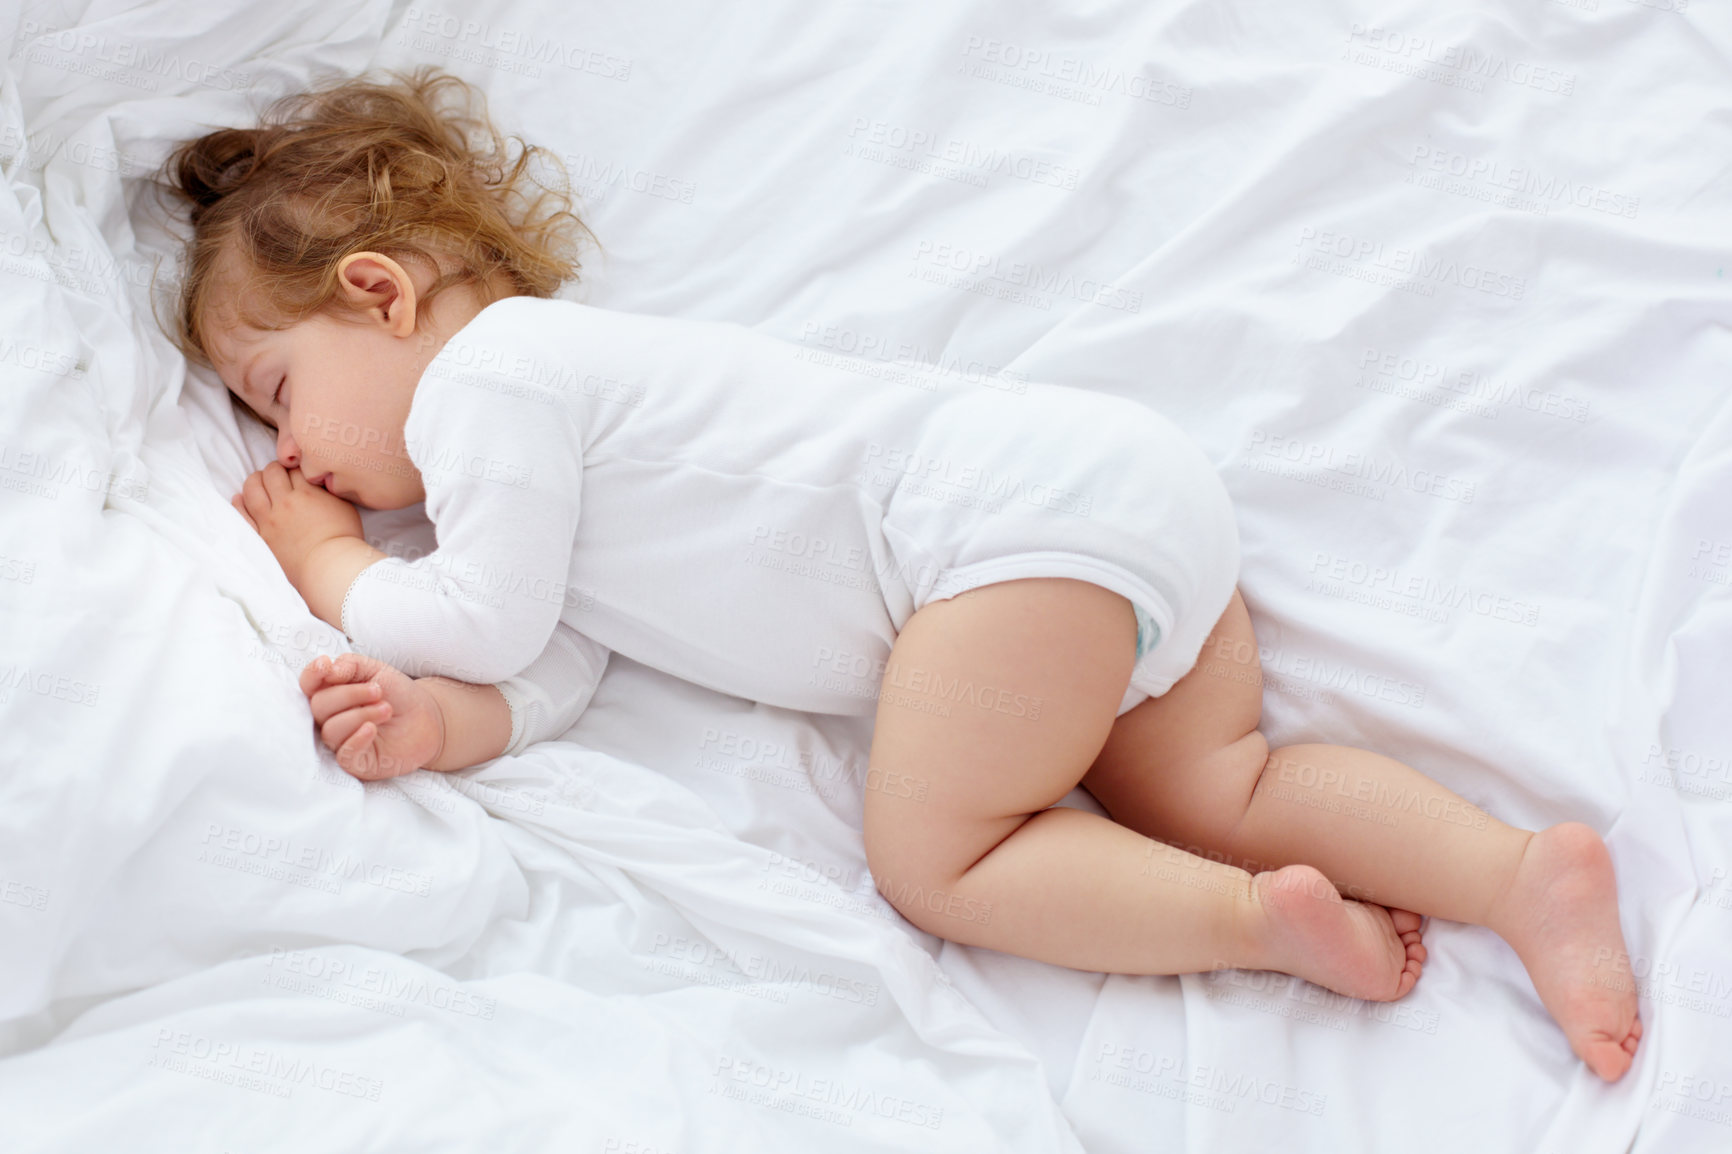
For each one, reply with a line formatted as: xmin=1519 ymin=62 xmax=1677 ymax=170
xmin=233 ymin=463 xmax=363 ymax=590
xmin=300 ymin=652 xmax=443 ymax=780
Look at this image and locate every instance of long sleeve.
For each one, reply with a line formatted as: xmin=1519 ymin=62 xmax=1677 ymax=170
xmin=341 ymin=315 xmax=585 ymax=685
xmin=495 ymin=621 xmax=611 ymax=756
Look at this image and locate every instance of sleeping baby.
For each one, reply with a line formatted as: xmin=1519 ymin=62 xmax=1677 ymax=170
xmin=160 ymin=67 xmax=1642 ymax=1081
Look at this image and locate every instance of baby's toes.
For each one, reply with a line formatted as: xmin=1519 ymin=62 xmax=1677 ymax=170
xmin=1394 ymin=953 xmax=1423 ymax=998
xmin=1392 ymin=927 xmax=1426 ymax=992
xmin=1389 ymin=908 xmax=1425 ymax=935
xmin=1580 ymin=1033 xmax=1637 ymax=1083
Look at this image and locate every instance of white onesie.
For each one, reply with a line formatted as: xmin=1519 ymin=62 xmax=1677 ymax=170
xmin=340 ymin=296 xmax=1240 ymax=756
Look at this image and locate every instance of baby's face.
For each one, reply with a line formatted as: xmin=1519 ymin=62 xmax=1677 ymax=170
xmin=204 ymin=252 xmax=453 ymax=511
xmin=208 ymin=309 xmax=428 ymax=510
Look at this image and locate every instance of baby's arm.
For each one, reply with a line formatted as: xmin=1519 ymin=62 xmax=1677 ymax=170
xmin=231 ymin=463 xmax=388 ymax=630
xmin=340 ymin=356 xmax=586 ymax=686
xmin=490 ymin=622 xmax=610 ymax=758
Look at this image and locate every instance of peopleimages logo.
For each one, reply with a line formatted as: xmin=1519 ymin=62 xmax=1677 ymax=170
xmin=958 ymin=35 xmax=1193 ymax=109
xmin=1405 ymin=145 xmax=1639 ymax=219
xmin=847 ymin=116 xmax=1083 ymax=190
xmin=1241 ymin=428 xmax=1479 ymax=505
xmin=858 ymin=440 xmax=1095 ymax=516
xmin=910 ymin=239 xmax=1143 ymax=313
xmin=1293 ymin=227 xmax=1526 ymax=301
xmin=398 ymin=9 xmax=632 ymax=80
xmin=1342 ymin=24 xmax=1576 ymax=96
xmin=18 ymin=22 xmax=256 ymax=91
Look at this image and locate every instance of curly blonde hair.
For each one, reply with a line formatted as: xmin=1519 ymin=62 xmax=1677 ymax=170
xmin=155 ymin=66 xmax=596 ymax=373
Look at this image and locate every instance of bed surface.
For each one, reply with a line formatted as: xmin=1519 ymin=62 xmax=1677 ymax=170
xmin=2 ymin=1 xmax=1729 ymax=1150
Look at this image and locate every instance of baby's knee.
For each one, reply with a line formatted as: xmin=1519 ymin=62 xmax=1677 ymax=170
xmin=864 ymin=810 xmax=1004 ymax=939
xmin=1229 ymin=729 xmax=1272 ymax=783
xmin=1178 ymin=730 xmax=1272 ymax=853
xmin=866 ymin=851 xmax=974 ymax=939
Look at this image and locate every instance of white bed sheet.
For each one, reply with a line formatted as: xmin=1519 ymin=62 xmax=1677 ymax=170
xmin=1 ymin=0 xmax=1729 ymax=1150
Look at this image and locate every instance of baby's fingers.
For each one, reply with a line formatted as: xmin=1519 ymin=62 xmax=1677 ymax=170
xmin=335 ymin=719 xmax=383 ymax=781
xmin=299 ymin=653 xmax=368 ymax=697
xmin=320 ymin=701 xmax=392 ymax=760
xmin=338 ymin=719 xmax=416 ymax=781
xmin=299 ymin=654 xmax=337 ymax=697
xmin=309 ymin=679 xmax=384 ymax=725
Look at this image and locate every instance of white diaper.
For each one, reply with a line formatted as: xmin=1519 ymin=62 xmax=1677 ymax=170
xmin=882 ymin=380 xmax=1242 ymax=723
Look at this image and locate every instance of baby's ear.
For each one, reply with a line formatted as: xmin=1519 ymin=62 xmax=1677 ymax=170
xmin=336 ymin=252 xmax=418 ymax=336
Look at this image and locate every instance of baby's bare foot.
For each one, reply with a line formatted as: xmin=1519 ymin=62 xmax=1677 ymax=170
xmin=1486 ymin=823 xmax=1642 ymax=1081
xmin=1249 ymin=865 xmax=1426 ymax=1002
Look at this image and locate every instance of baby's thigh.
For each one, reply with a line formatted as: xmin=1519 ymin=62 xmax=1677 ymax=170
xmin=1081 ymin=589 xmax=1268 ymax=847
xmin=862 ymin=577 xmax=1136 ymax=890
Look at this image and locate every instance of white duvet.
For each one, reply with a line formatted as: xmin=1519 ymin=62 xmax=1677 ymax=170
xmin=1 ymin=1 xmax=1728 ymax=1151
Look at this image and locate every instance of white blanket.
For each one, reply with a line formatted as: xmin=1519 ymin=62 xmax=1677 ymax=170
xmin=2 ymin=1 xmax=1728 ymax=1150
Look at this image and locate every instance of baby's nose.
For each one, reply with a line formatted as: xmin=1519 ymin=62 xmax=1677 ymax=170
xmin=276 ymin=426 xmax=300 ymax=467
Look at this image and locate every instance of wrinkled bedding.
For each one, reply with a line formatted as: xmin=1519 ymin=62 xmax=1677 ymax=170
xmin=2 ymin=1 xmax=1729 ymax=1150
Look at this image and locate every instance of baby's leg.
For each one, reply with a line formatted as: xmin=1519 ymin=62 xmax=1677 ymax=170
xmin=1084 ymin=588 xmax=1641 ymax=1080
xmin=861 ymin=577 xmax=1420 ymax=1001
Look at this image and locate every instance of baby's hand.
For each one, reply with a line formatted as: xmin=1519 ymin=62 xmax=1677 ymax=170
xmin=299 ymin=652 xmax=444 ymax=781
xmin=233 ymin=463 xmax=364 ymax=591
